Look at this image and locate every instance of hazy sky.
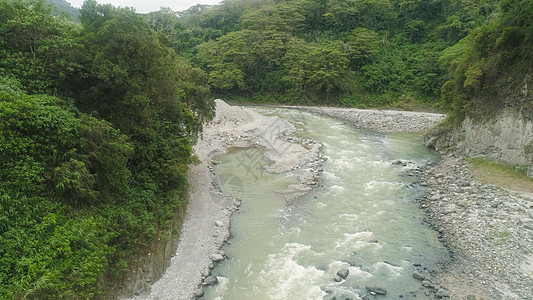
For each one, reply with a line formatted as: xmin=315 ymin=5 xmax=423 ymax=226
xmin=67 ymin=0 xmax=221 ymax=13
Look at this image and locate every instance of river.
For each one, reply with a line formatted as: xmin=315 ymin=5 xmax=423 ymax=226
xmin=203 ymin=108 xmax=448 ymax=299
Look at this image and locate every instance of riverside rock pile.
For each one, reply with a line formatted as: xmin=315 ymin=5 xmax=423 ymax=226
xmin=416 ymin=156 xmax=533 ymax=299
xmin=298 ymin=106 xmax=446 ymax=133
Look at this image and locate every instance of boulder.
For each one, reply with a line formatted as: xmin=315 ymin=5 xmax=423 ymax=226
xmin=421 ymin=280 xmax=434 ymax=288
xmin=365 ymin=286 xmax=387 ymax=295
xmin=211 ymin=253 xmax=224 ymax=262
xmin=193 ymin=288 xmax=204 ymax=298
xmin=436 ymin=288 xmax=450 ymax=298
xmin=336 ymin=268 xmax=350 ymax=279
xmin=413 ymin=271 xmax=425 ymax=281
xmin=203 ymin=276 xmax=218 ymax=286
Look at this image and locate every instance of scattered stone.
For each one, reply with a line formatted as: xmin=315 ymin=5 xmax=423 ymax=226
xmin=393 ymin=160 xmax=408 ymax=166
xmin=202 ymin=268 xmax=210 ymax=277
xmin=436 ymin=288 xmax=450 ymax=298
xmin=412 ymin=271 xmax=425 ymax=281
xmin=193 ymin=288 xmax=204 ymax=298
xmin=333 ymin=275 xmax=343 ymax=282
xmin=336 ymin=268 xmax=350 ymax=279
xmin=203 ymin=276 xmax=218 ymax=286
xmin=211 ymin=253 xmax=224 ymax=262
xmin=359 ymin=293 xmax=370 ymax=300
xmin=365 ymin=286 xmax=387 ymax=295
xmin=421 ymin=280 xmax=434 ymax=288
xmin=215 ymin=220 xmax=224 ymax=227
xmin=416 ymin=156 xmax=533 ymax=299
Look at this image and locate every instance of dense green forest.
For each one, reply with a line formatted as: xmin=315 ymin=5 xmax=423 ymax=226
xmin=170 ymin=0 xmax=503 ymax=108
xmin=163 ymin=0 xmax=529 ymax=112
xmin=1 ymin=0 xmax=532 ymax=298
xmin=0 ymin=0 xmax=212 ymax=298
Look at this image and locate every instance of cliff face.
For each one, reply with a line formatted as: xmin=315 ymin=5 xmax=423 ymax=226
xmin=425 ymin=77 xmax=533 ymax=177
xmin=101 ymin=211 xmax=184 ymax=299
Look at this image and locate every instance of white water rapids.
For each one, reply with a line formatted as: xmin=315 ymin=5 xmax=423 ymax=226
xmin=203 ymin=108 xmax=448 ymax=299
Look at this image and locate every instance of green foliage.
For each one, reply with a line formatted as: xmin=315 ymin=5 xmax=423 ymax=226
xmin=184 ymin=0 xmax=501 ymax=106
xmin=196 ymin=29 xmax=288 ymax=94
xmin=45 ymin=0 xmax=80 ymax=20
xmin=2 ymin=0 xmax=532 ymax=297
xmin=284 ymin=39 xmax=352 ymax=100
xmin=0 ymin=1 xmax=214 ymax=298
xmin=439 ymin=0 xmax=533 ymax=119
xmin=345 ymin=28 xmax=381 ymax=69
xmin=0 ymin=0 xmax=83 ymax=95
xmin=0 ymin=92 xmax=124 ymax=298
xmin=468 ymin=157 xmax=533 ymax=192
xmin=469 ymin=157 xmax=533 ymax=179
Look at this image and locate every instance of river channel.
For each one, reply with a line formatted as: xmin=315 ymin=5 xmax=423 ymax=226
xmin=203 ymin=108 xmax=448 ymax=299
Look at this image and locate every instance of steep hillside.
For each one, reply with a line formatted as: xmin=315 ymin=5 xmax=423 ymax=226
xmin=425 ymin=0 xmax=533 ymax=177
xmin=46 ymin=0 xmax=80 ymax=19
xmin=0 ymin=1 xmax=213 ymax=298
xmin=157 ymin=0 xmax=500 ymax=107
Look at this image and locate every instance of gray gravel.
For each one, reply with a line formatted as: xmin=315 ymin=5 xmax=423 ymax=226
xmin=299 ymin=106 xmax=533 ymax=299
xmin=294 ymin=106 xmax=446 ymax=133
xmin=415 ymin=156 xmax=533 ymax=299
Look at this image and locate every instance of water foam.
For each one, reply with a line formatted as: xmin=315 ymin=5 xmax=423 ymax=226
xmin=364 ymin=180 xmax=398 ymax=191
xmin=329 ymin=185 xmax=345 ymax=194
xmin=316 ymin=202 xmax=327 ymax=208
xmin=339 ymin=213 xmax=360 ymax=222
xmin=259 ymin=243 xmax=326 ymax=300
xmin=373 ymin=261 xmax=404 ymax=278
xmin=335 ymin=231 xmax=380 ymax=251
xmin=213 ymin=276 xmax=229 ymax=300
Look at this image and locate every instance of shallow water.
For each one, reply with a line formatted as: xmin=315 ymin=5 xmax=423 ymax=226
xmin=204 ymin=109 xmax=448 ymax=299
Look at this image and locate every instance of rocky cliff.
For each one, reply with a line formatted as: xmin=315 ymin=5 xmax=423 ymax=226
xmin=101 ymin=211 xmax=184 ymax=299
xmin=425 ymin=77 xmax=533 ymax=177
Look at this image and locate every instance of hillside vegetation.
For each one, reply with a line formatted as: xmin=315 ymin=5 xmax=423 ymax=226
xmin=163 ymin=0 xmax=503 ymax=108
xmin=1 ymin=0 xmax=212 ymax=298
xmin=1 ymin=0 xmax=532 ymax=298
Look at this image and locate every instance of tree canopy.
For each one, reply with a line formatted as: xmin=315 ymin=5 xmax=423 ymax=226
xmin=1 ymin=0 xmax=213 ymax=297
xmin=171 ymin=0 xmax=506 ymax=107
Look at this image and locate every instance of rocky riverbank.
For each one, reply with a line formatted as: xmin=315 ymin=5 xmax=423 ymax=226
xmin=130 ymin=102 xmax=532 ymax=300
xmin=129 ymin=100 xmax=325 ymax=299
xmin=296 ymin=106 xmax=446 ymax=133
xmin=414 ymin=156 xmax=533 ymax=299
xmin=301 ymin=106 xmax=532 ymax=299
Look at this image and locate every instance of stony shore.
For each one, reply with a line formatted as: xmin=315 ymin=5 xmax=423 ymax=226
xmin=131 ymin=101 xmax=532 ymax=300
xmin=312 ymin=106 xmax=533 ymax=299
xmin=312 ymin=107 xmax=533 ymax=300
xmin=295 ymin=105 xmax=446 ymax=133
xmin=131 ymin=100 xmax=325 ymax=299
xmin=415 ymin=157 xmax=533 ymax=299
